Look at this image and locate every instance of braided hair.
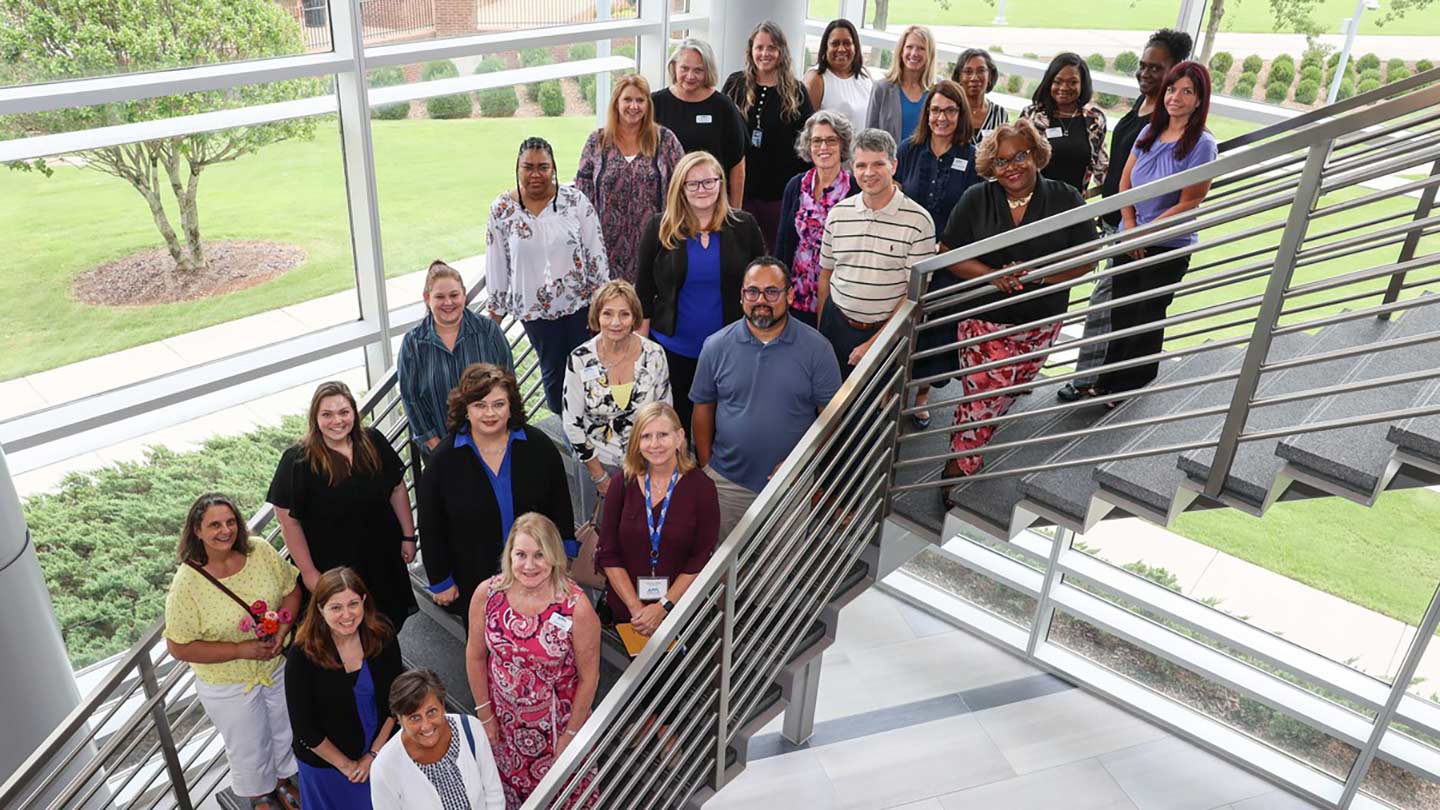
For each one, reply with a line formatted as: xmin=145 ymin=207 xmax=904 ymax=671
xmin=515 ymin=136 xmax=559 ymax=211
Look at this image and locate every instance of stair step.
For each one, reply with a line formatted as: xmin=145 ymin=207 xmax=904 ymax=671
xmin=1017 ymin=351 xmax=1206 ymax=527
xmin=1177 ymin=315 xmax=1392 ymax=510
xmin=891 ymin=393 xmax=962 ymax=534
xmin=1092 ymin=343 xmax=1249 ymax=521
xmin=944 ymin=378 xmax=1106 ymax=537
xmin=1388 ymin=379 xmax=1440 ymax=466
xmin=1277 ymin=297 xmax=1440 ymax=498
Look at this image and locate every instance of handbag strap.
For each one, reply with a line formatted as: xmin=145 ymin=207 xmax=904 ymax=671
xmin=186 ymin=559 xmax=257 ymax=616
xmin=460 ymin=714 xmax=477 ymax=758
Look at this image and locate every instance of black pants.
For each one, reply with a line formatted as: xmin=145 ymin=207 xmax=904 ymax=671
xmin=818 ymin=299 xmax=877 ymax=381
xmin=1097 ymin=246 xmax=1192 ymax=394
xmin=664 ymin=347 xmax=700 ymax=435
xmin=522 ymin=308 xmax=592 ymax=416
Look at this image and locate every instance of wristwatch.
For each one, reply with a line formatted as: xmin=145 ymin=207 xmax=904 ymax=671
xmin=660 ymin=598 xmax=675 ymax=613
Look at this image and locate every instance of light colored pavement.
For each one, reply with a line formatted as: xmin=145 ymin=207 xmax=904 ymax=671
xmin=927 ymin=24 xmax=1440 ymax=61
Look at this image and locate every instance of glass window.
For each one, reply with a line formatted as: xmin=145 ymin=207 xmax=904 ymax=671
xmin=902 ymin=545 xmax=1038 ymax=628
xmin=1360 ymin=752 xmax=1440 ymax=809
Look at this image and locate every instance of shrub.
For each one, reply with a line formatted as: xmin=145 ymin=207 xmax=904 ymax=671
xmin=1231 ymin=77 xmax=1256 ymax=98
xmin=1357 ymin=78 xmax=1381 ymax=94
xmin=1087 ymin=52 xmax=1107 ymax=72
xmin=990 ymin=45 xmax=1004 ymax=54
xmin=1359 ymin=68 xmax=1382 ymax=84
xmin=1268 ymin=61 xmax=1295 ymax=87
xmin=1327 ymin=51 xmax=1342 ymax=69
xmin=1006 ymin=74 xmax=1024 ymax=93
xmin=1114 ymin=50 xmax=1139 ymax=74
xmin=1271 ymin=53 xmax=1294 ymax=69
xmin=1265 ymin=80 xmax=1289 ymax=102
xmin=1300 ymin=65 xmax=1323 ymax=84
xmin=368 ymin=66 xmax=410 ymax=120
xmin=522 ymin=47 xmax=553 ymax=100
xmin=1293 ymin=79 xmax=1319 ymax=104
xmin=616 ymin=41 xmax=637 ymax=61
xmin=578 ymin=74 xmax=596 ymax=108
xmin=422 ymin=60 xmax=472 ymax=119
xmin=1025 ymin=79 xmax=1042 ymax=97
xmin=1242 ymin=54 xmax=1263 ymax=74
xmin=1300 ymin=49 xmax=1324 ymax=71
xmin=1356 ymin=52 xmax=1380 ymax=72
xmin=880 ymin=48 xmax=893 ymax=69
xmin=1209 ymin=52 xmax=1234 ymax=75
xmin=569 ymin=42 xmax=597 ymax=61
xmin=474 ymin=58 xmax=518 ymax=118
xmin=1023 ymin=51 xmax=1038 ymax=60
xmin=1210 ymin=73 xmax=1226 ymax=93
xmin=1337 ymin=77 xmax=1356 ymax=100
xmin=1096 ymin=92 xmax=1122 ymax=108
xmin=1417 ymin=59 xmax=1434 ymax=74
xmin=1387 ymin=65 xmax=1411 ymax=83
xmin=1387 ymin=57 xmax=1406 ymax=72
xmin=537 ymin=80 xmax=566 ymax=116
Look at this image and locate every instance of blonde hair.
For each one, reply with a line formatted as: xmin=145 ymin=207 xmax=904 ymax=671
xmin=602 ymin=74 xmax=660 ymax=156
xmin=659 ymin=151 xmax=734 ymax=249
xmin=587 ymin=280 xmax=644 ymax=332
xmin=975 ymin=118 xmax=1053 ymax=177
xmin=495 ymin=512 xmax=573 ymax=597
xmin=423 ymin=259 xmax=465 ymax=296
xmin=884 ymin=25 xmax=937 ymax=87
xmin=623 ymin=401 xmax=696 ymax=480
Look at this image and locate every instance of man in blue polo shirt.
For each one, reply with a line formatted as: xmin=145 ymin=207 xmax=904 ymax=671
xmin=691 ymin=257 xmax=844 ymax=539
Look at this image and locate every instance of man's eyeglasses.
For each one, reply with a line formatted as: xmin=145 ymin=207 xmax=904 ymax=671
xmin=741 ymin=286 xmax=786 ymax=302
xmin=684 ymin=177 xmax=722 ymax=191
xmin=991 ymin=150 xmax=1033 ymax=170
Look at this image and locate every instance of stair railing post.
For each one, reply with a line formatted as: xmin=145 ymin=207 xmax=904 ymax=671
xmin=1204 ymin=140 xmax=1334 ymax=498
xmin=138 ymin=655 xmax=194 ymax=810
xmin=1337 ymin=582 xmax=1440 ymax=809
xmin=1378 ymin=156 xmax=1440 ymax=319
xmin=715 ymin=565 xmax=736 ymax=789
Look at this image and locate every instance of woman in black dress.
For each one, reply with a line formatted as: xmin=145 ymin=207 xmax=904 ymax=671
xmin=268 ymin=381 xmax=418 ymax=631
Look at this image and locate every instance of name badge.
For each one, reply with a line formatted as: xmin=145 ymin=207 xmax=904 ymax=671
xmin=1045 ymin=126 xmax=1064 ymax=139
xmin=950 ymin=159 xmax=969 ymax=172
xmin=638 ymin=576 xmax=669 ymax=601
xmin=581 ymin=364 xmax=604 ymax=382
xmin=750 ymin=129 xmax=764 ymax=147
xmin=696 ymin=114 xmax=713 ymax=124
xmin=547 ymin=612 xmax=573 ymax=633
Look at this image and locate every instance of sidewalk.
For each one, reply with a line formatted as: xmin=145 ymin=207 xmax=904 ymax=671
xmin=1077 ymin=516 xmax=1440 ymax=702
xmin=928 ymin=24 xmax=1440 ymax=61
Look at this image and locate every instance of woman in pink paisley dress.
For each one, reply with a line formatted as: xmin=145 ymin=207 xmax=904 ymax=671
xmin=774 ymin=110 xmax=859 ymax=328
xmin=465 ymin=512 xmax=601 ymax=809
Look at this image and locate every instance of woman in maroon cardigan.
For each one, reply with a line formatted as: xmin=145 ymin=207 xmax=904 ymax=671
xmin=596 ymin=401 xmax=720 ymax=636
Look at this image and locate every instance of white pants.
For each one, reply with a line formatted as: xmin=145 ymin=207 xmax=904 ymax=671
xmin=194 ymin=664 xmax=297 ymax=798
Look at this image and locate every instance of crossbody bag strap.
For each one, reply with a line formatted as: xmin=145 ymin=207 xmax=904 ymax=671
xmin=460 ymin=713 xmax=477 ymax=758
xmin=185 ymin=559 xmax=256 ymax=616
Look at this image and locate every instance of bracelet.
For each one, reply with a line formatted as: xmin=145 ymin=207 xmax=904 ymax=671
xmin=403 ymin=535 xmax=416 ymax=543
xmin=590 ymin=471 xmax=607 ymax=483
xmin=365 ymin=749 xmax=378 ymax=759
xmin=476 ymin=701 xmax=491 ymax=710
xmin=563 ymin=728 xmax=578 ymax=737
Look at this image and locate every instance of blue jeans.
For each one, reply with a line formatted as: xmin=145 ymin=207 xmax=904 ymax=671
xmin=522 ymin=308 xmax=591 ymax=416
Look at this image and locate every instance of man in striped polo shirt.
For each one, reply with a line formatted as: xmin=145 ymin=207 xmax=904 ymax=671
xmin=817 ymin=128 xmax=937 ymax=378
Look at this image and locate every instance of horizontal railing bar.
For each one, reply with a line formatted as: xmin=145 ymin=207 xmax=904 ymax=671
xmin=1221 ymin=65 xmax=1440 ymax=151
xmin=1287 ymin=250 xmax=1440 ymax=302
xmin=1262 ymin=329 xmax=1440 ymax=374
xmin=1273 ymin=281 xmax=1440 ymax=335
xmin=1249 ymin=366 xmax=1440 ymax=411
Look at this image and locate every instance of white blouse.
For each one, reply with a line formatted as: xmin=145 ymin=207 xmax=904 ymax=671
xmin=484 ymin=184 xmax=610 ymax=322
xmin=820 ymin=70 xmax=875 ymax=131
xmin=370 ymin=714 xmax=505 ymax=810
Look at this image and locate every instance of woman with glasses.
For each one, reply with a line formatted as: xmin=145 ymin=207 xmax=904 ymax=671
xmin=1019 ymin=52 xmax=1108 ymax=194
xmin=895 ymin=80 xmax=980 ymax=429
xmin=722 ymin=21 xmax=814 ymax=251
xmin=775 ymin=111 xmax=859 ymax=328
xmin=936 ymin=120 xmax=1097 ymax=488
xmin=635 ymin=151 xmax=766 ymax=431
xmin=951 ymin=48 xmax=1008 ymax=145
xmin=417 ymin=364 xmax=575 ymax=619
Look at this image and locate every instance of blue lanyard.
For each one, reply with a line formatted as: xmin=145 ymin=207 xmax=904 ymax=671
xmin=643 ymin=468 xmax=680 ymax=574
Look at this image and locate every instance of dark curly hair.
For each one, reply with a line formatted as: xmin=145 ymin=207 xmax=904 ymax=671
xmin=446 ymin=363 xmax=526 ymax=434
xmin=1147 ymin=28 xmax=1193 ymax=64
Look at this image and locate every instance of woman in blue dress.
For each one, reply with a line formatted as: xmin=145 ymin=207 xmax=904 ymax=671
xmin=285 ymin=567 xmax=403 ymax=810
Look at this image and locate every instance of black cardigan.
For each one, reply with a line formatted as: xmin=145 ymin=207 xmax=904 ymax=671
xmin=417 ymin=426 xmax=575 ymax=613
xmin=285 ymin=636 xmax=402 ymax=769
xmin=634 ymin=210 xmax=767 ymax=337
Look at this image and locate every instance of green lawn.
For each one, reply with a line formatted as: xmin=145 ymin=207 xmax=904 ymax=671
xmin=0 ymin=116 xmax=595 ymax=381
xmin=1173 ymin=490 xmax=1440 ymax=628
xmin=810 ymin=0 xmax=1440 ymax=36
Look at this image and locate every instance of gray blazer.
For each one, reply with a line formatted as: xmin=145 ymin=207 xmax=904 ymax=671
xmin=865 ymin=79 xmax=921 ymax=143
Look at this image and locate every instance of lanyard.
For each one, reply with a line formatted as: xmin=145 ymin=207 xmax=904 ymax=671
xmin=643 ymin=468 xmax=680 ymax=574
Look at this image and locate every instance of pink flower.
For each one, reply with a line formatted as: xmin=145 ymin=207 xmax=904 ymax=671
xmin=249 ymin=600 xmax=267 ymax=617
xmin=277 ymin=609 xmax=293 ymax=624
xmin=263 ymin=610 xmax=278 ymax=623
xmin=238 ymin=617 xmax=255 ymax=633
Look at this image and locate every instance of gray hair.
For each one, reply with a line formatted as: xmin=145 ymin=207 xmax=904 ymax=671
xmin=794 ymin=110 xmax=855 ymax=168
xmin=668 ymin=38 xmax=719 ymax=89
xmin=852 ymin=127 xmax=897 ymax=163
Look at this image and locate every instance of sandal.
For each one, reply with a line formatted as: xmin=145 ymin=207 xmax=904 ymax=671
xmin=250 ymin=794 xmax=283 ymax=810
xmin=275 ymin=780 xmax=302 ymax=810
xmin=910 ymin=411 xmax=932 ymax=430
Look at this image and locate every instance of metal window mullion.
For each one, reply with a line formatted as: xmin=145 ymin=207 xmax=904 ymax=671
xmin=1338 ymin=583 xmax=1440 ymax=808
xmin=1204 ymin=140 xmax=1333 ymax=498
xmin=1028 ymin=526 xmax=1066 ymax=657
xmin=637 ymin=0 xmax=672 ymax=89
xmin=1380 ymin=157 xmax=1440 ymax=316
xmin=331 ymin=0 xmax=392 ymax=385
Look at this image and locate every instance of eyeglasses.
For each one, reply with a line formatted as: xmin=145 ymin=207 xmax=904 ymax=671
xmin=991 ymin=150 xmax=1033 ymax=170
xmin=469 ymin=400 xmax=509 ymax=414
xmin=929 ymin=105 xmax=960 ymax=118
xmin=958 ymin=67 xmax=989 ymax=78
xmin=809 ymin=136 xmax=841 ymax=147
xmin=741 ymin=286 xmax=786 ymax=302
xmin=684 ymin=177 xmax=722 ymax=191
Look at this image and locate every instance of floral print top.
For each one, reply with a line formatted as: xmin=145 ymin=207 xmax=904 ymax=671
xmin=792 ymin=169 xmax=854 ymax=314
xmin=574 ymin=127 xmax=685 ymax=285
xmin=484 ymin=184 xmax=610 ymax=322
xmin=1018 ymin=103 xmax=1110 ymax=192
xmin=562 ymin=334 xmax=672 ymax=466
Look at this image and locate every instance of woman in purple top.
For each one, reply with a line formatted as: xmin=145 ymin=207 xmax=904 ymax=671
xmin=1094 ymin=61 xmax=1218 ymax=399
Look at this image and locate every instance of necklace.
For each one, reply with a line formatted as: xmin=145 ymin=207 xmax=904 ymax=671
xmin=1006 ymin=192 xmax=1033 ymax=210
xmin=597 ymin=334 xmax=636 ymax=386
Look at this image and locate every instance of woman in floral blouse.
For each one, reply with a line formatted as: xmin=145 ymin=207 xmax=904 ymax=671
xmin=775 ymin=110 xmax=859 ymax=328
xmin=562 ymin=280 xmax=672 ymax=516
xmin=1019 ymin=53 xmax=1108 ymax=195
xmin=486 ymin=136 xmax=610 ymax=416
xmin=575 ymin=75 xmax=685 ymax=285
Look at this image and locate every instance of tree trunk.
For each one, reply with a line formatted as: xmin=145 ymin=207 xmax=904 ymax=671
xmin=157 ymin=140 xmax=206 ymax=272
xmin=1200 ymin=0 xmax=1226 ymax=65
xmin=872 ymin=0 xmax=889 ymax=29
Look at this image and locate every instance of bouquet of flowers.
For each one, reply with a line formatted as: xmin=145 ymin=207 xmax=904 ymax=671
xmin=238 ymin=599 xmax=292 ymax=641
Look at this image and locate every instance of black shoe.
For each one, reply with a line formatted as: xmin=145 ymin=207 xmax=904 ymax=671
xmin=1057 ymin=383 xmax=1086 ymax=402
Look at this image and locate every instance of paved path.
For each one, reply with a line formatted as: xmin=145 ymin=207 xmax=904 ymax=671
xmin=928 ymin=24 xmax=1440 ymax=61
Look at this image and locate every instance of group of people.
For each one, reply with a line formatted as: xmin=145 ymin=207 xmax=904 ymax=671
xmin=162 ymin=17 xmax=1222 ymax=810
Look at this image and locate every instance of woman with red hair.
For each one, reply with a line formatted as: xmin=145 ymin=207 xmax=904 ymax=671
xmin=1094 ymin=61 xmax=1217 ymax=399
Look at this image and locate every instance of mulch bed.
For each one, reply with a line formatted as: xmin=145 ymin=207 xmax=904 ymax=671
xmin=72 ymin=240 xmax=306 ymax=307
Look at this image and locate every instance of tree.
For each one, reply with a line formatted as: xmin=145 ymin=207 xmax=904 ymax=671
xmin=0 ymin=0 xmax=324 ymax=274
xmin=1199 ymin=0 xmax=1435 ymax=64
